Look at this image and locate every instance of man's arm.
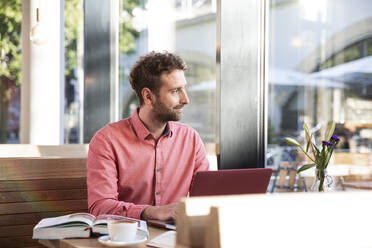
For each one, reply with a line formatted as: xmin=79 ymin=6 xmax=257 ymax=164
xmin=193 ymin=132 xmax=210 ymax=176
xmin=87 ymin=132 xmax=150 ymax=219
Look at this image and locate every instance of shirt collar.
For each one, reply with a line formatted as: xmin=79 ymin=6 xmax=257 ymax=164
xmin=131 ymin=108 xmax=173 ymax=140
xmin=163 ymin=123 xmax=173 ymax=137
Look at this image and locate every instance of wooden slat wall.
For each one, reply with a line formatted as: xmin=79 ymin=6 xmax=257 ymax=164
xmin=0 ymin=157 xmax=86 ymax=180
xmin=0 ymin=189 xmax=87 ymax=203
xmin=0 ymin=178 xmax=86 ymax=191
xmin=0 ymin=156 xmax=88 ymax=248
xmin=0 ymin=211 xmax=79 ymax=226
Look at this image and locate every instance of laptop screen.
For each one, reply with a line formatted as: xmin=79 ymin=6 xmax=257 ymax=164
xmin=189 ymin=168 xmax=272 ymax=197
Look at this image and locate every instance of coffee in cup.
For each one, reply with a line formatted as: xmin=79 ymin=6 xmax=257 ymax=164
xmin=107 ymin=220 xmax=138 ymax=242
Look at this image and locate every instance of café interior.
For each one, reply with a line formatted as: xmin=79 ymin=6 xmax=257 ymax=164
xmin=1 ymin=0 xmax=372 ymax=247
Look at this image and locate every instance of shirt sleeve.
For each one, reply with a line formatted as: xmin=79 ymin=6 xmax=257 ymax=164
xmin=192 ymin=131 xmax=210 ymax=176
xmin=87 ymin=132 xmax=150 ymax=219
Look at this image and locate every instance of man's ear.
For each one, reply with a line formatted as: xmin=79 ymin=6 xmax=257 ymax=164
xmin=141 ymin=88 xmax=155 ymax=105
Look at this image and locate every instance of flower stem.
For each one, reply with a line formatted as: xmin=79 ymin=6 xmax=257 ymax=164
xmin=324 ymin=146 xmax=335 ymax=169
xmin=299 ymin=146 xmax=316 ymax=163
xmin=318 ymin=169 xmax=325 ymax=192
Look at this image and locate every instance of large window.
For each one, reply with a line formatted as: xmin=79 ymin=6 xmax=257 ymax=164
xmin=0 ymin=1 xmax=84 ymax=144
xmin=268 ymin=0 xmax=372 ymax=191
xmin=118 ymin=0 xmax=217 ymax=144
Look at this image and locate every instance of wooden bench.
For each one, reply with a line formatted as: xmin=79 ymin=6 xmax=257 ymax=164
xmin=0 ymin=145 xmax=87 ymax=248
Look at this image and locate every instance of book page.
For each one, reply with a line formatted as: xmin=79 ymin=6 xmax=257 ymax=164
xmin=35 ymin=213 xmax=95 ymax=229
xmin=147 ymin=231 xmax=176 ymax=248
xmin=92 ymin=214 xmax=148 ymax=234
xmin=93 ymin=214 xmax=136 ymax=225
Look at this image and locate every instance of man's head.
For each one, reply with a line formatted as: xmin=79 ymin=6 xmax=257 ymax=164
xmin=129 ymin=51 xmax=190 ymax=122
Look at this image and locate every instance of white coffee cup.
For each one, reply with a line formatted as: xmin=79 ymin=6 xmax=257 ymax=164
xmin=107 ymin=220 xmax=138 ymax=242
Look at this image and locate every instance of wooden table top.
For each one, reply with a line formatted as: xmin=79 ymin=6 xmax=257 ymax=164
xmin=39 ymin=227 xmax=168 ymax=248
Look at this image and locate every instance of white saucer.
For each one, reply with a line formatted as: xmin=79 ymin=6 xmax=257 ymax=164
xmin=98 ymin=230 xmax=148 ymax=247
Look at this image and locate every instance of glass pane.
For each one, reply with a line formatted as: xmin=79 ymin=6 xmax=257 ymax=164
xmin=64 ymin=0 xmax=84 ymax=143
xmin=0 ymin=1 xmax=22 ymax=143
xmin=118 ymin=0 xmax=217 ymax=144
xmin=267 ymin=0 xmax=372 ymax=192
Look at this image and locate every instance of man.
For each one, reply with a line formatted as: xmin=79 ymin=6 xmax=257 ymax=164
xmin=87 ymin=51 xmax=209 ymax=221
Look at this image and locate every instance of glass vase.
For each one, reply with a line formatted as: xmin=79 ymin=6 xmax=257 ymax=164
xmin=310 ymin=168 xmax=335 ymax=192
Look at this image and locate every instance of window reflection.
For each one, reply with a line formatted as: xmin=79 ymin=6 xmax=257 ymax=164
xmin=0 ymin=1 xmax=21 ymax=144
xmin=268 ymin=0 xmax=372 ymax=192
xmin=64 ymin=0 xmax=84 ymax=144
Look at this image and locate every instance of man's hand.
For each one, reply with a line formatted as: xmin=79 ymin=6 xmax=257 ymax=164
xmin=141 ymin=202 xmax=178 ymax=221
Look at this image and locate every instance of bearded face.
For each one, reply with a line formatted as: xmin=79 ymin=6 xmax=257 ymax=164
xmin=150 ymin=70 xmax=190 ymax=123
xmin=152 ymin=95 xmax=184 ymax=122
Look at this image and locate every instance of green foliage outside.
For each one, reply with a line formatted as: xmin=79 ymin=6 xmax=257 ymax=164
xmin=65 ymin=0 xmax=83 ymax=81
xmin=0 ymin=0 xmax=21 ymax=142
xmin=119 ymin=0 xmax=140 ymax=55
xmin=0 ymin=0 xmax=22 ymax=85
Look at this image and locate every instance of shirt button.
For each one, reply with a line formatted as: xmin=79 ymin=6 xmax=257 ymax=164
xmin=156 ymin=168 xmax=160 ymax=172
xmin=156 ymin=191 xmax=160 ymax=195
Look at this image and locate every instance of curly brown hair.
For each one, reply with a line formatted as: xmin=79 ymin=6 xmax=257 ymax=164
xmin=129 ymin=51 xmax=187 ymax=105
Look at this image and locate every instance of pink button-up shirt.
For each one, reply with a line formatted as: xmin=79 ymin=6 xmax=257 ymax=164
xmin=87 ymin=109 xmax=209 ymax=219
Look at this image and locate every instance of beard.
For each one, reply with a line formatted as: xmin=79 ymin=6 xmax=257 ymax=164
xmin=152 ymin=97 xmax=183 ymax=122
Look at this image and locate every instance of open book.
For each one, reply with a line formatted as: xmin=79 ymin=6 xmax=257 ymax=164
xmin=33 ymin=213 xmax=148 ymax=240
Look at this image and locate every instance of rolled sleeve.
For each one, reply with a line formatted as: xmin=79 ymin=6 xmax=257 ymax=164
xmin=193 ymin=132 xmax=210 ymax=174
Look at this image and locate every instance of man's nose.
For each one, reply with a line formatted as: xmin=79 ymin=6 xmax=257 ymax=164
xmin=180 ymin=90 xmax=190 ymax=105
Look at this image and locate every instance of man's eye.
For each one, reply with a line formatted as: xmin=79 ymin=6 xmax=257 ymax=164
xmin=172 ymin=89 xmax=179 ymax=93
